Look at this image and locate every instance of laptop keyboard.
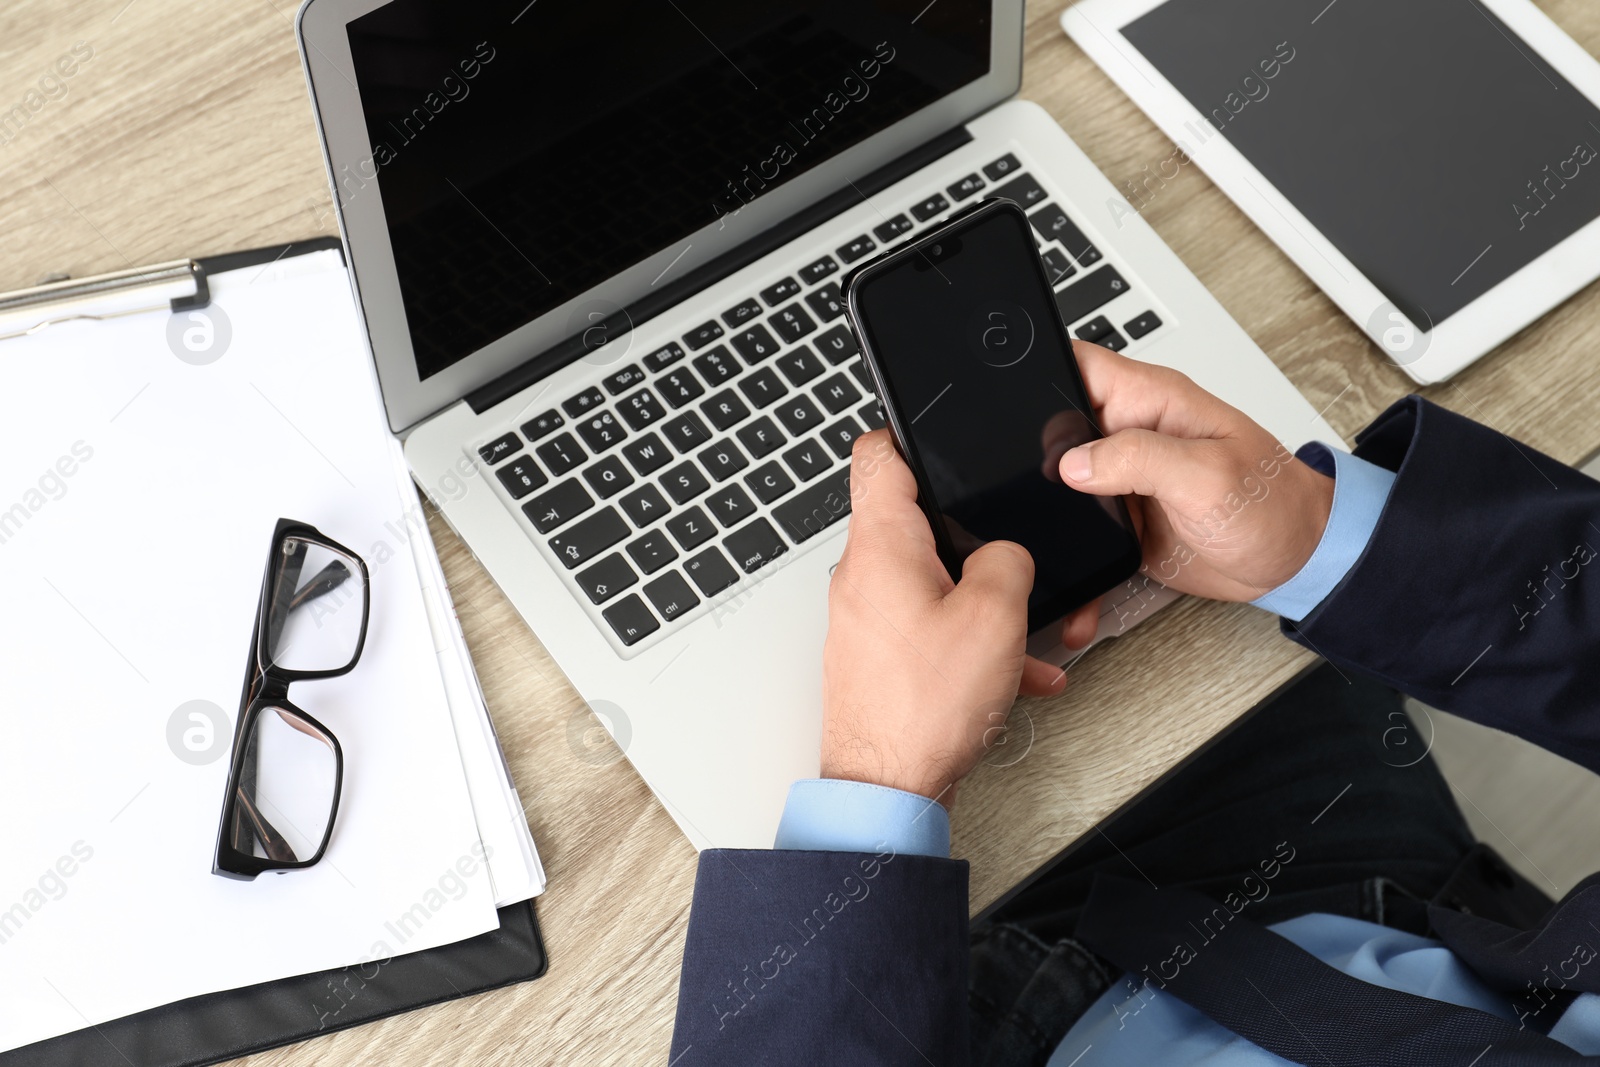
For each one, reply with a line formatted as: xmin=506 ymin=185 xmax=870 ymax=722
xmin=476 ymin=150 xmax=1168 ymax=652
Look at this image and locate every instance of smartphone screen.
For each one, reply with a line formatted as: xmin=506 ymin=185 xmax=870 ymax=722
xmin=846 ymin=200 xmax=1142 ymax=630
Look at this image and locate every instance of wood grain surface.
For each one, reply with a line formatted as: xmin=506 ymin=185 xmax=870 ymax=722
xmin=4 ymin=0 xmax=1598 ymax=1062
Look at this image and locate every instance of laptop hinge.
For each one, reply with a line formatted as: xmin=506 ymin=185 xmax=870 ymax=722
xmin=465 ymin=124 xmax=974 ymax=415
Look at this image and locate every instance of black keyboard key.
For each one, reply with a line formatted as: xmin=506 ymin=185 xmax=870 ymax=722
xmin=603 ymin=364 xmax=647 ymax=395
xmin=848 ymin=359 xmax=876 ymax=394
xmin=698 ymin=439 xmax=749 ymax=481
xmin=643 ymin=571 xmax=700 ymax=622
xmin=549 ymin=506 xmax=628 ymax=569
xmin=1098 ymin=329 xmax=1129 ymax=352
xmin=621 ymin=431 xmax=672 ymax=475
xmin=1125 ymin=311 xmax=1163 ymax=340
xmin=724 ymin=517 xmax=788 ymax=574
xmin=1055 ymin=266 xmax=1132 ymax=328
xmin=523 ymin=479 xmax=593 ymax=533
xmin=820 ymin=416 xmax=864 ymax=459
xmin=701 ymin=389 xmax=751 ymax=431
xmin=775 ymin=395 xmax=825 ymax=437
xmin=618 ymin=388 xmax=668 ymax=430
xmin=1028 ymin=203 xmax=1094 ymax=261
xmin=798 ymin=256 xmax=838 ymax=285
xmin=760 ymin=276 xmax=801 ymax=306
xmin=563 ymin=386 xmax=605 ymax=418
xmin=721 ymin=298 xmax=763 ymax=329
xmin=730 ymin=324 xmax=780 ymax=365
xmin=692 ymin=345 xmax=741 ymax=385
xmin=772 ymin=466 xmax=852 ymax=544
xmin=1042 ymin=247 xmax=1076 ymax=287
xmin=536 ymin=432 xmax=586 ymax=476
xmin=736 ymin=416 xmax=786 ymax=459
xmin=643 ymin=341 xmax=685 ymax=372
xmin=814 ymin=373 xmax=862 ymax=415
xmin=814 ymin=324 xmax=859 ymax=365
xmin=478 ymin=432 xmax=519 ymax=465
xmin=947 ymin=173 xmax=985 ymax=201
xmin=857 ymin=401 xmax=886 ymax=430
xmin=657 ymin=367 xmax=706 ymax=408
xmin=1075 ymin=315 xmax=1114 ymax=342
xmin=873 ymin=214 xmax=914 ymax=243
xmin=602 ymin=594 xmax=659 ymax=646
xmin=994 ymin=173 xmax=1047 ymax=209
xmin=662 ymin=411 xmax=712 ymax=452
xmin=1077 ymin=245 xmax=1103 ymax=268
xmin=706 ymin=483 xmax=757 ymax=528
xmin=625 ymin=529 xmax=679 ymax=574
xmin=576 ymin=553 xmax=638 ymax=604
xmin=574 ymin=410 xmax=627 ymax=453
xmin=496 ymin=455 xmax=548 ymax=499
xmin=910 ymin=192 xmax=949 ymax=222
xmin=837 ymin=235 xmax=877 ymax=264
xmin=804 ymin=283 xmax=846 ymax=322
xmin=684 ymin=320 xmax=724 ymax=350
xmin=520 ymin=409 xmax=564 ymax=441
xmin=782 ymin=438 xmax=833 ymax=481
xmin=666 ymin=505 xmax=715 ymax=551
xmin=770 ymin=303 xmax=817 ymax=344
xmin=661 ymin=460 xmax=710 ymax=504
xmin=581 ymin=453 xmax=635 ymax=499
xmin=744 ymin=461 xmax=796 ymax=504
xmin=776 ymin=344 xmax=825 ymax=387
xmin=983 ymin=153 xmax=1021 ymax=182
xmin=618 ymin=482 xmax=670 ymax=527
xmin=684 ymin=546 xmax=740 ymax=597
xmin=738 ymin=366 xmax=788 ymax=409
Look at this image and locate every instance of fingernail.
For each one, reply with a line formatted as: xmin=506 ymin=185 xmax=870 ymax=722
xmin=1060 ymin=445 xmax=1093 ymax=483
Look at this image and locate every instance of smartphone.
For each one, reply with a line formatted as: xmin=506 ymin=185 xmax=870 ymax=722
xmin=843 ymin=197 xmax=1142 ymax=632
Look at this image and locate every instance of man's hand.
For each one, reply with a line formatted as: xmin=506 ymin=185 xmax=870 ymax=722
xmin=1056 ymin=343 xmax=1334 ymax=644
xmin=821 ymin=431 xmax=1066 ymax=807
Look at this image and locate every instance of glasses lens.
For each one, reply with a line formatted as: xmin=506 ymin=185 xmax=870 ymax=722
xmin=264 ymin=537 xmax=366 ymax=673
xmin=231 ymin=705 xmax=338 ymax=864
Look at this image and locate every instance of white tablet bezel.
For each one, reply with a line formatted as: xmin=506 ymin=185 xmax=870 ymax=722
xmin=298 ymin=0 xmax=1024 ymax=432
xmin=1063 ymin=0 xmax=1600 ymax=384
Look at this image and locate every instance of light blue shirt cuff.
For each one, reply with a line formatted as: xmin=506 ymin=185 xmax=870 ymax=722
xmin=774 ymin=779 xmax=951 ymax=858
xmin=1250 ymin=444 xmax=1396 ymax=623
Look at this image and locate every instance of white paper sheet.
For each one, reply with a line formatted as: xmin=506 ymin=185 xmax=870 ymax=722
xmin=0 ymin=250 xmax=501 ymax=1052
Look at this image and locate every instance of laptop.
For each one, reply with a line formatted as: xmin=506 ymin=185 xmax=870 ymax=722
xmin=297 ymin=0 xmax=1339 ymax=849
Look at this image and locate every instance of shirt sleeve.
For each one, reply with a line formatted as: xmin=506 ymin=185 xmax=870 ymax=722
xmin=774 ymin=778 xmax=952 ymax=858
xmin=1250 ymin=443 xmax=1397 ymax=623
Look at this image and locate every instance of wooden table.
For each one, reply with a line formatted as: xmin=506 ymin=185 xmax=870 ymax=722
xmin=6 ymin=0 xmax=1599 ymax=1061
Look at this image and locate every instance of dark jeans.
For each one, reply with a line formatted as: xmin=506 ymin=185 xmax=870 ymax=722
xmin=967 ymin=663 xmax=1487 ymax=1066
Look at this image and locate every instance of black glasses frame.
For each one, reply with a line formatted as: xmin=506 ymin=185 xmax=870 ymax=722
xmin=212 ymin=517 xmax=371 ymax=879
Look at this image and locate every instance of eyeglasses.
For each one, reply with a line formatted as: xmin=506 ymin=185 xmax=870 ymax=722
xmin=212 ymin=518 xmax=370 ymax=879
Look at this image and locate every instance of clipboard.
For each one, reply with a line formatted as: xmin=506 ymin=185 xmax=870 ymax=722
xmin=0 ymin=239 xmax=548 ymax=1065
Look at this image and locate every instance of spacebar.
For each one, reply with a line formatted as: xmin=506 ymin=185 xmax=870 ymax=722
xmin=772 ymin=467 xmax=853 ymax=544
xmin=1055 ymin=266 xmax=1130 ymax=327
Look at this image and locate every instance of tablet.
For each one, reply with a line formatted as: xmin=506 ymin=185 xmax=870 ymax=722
xmin=1063 ymin=0 xmax=1600 ymax=383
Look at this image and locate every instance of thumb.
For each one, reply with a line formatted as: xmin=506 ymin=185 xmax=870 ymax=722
xmin=1059 ymin=428 xmax=1219 ymax=500
xmin=949 ymin=539 xmax=1034 ymax=618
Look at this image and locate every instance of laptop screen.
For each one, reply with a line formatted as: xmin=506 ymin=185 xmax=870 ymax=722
xmin=346 ymin=0 xmax=992 ymax=382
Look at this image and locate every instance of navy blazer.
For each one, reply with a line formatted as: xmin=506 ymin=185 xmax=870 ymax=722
xmin=668 ymin=397 xmax=1600 ymax=1064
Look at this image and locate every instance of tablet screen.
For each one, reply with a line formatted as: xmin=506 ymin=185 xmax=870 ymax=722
xmin=1123 ymin=0 xmax=1600 ymax=330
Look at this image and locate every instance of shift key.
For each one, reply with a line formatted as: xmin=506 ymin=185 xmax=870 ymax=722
xmin=1055 ymin=266 xmax=1131 ymax=330
xmin=549 ymin=507 xmax=629 ymax=569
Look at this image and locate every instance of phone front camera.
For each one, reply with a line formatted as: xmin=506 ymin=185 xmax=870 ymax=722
xmin=930 ymin=244 xmax=942 ymax=257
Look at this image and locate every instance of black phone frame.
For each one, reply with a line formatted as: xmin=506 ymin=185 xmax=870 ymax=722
xmin=841 ymin=196 xmax=1143 ymax=630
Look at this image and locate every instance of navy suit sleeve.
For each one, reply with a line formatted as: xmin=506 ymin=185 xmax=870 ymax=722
xmin=1287 ymin=396 xmax=1600 ymax=773
xmin=669 ymin=847 xmax=970 ymax=1065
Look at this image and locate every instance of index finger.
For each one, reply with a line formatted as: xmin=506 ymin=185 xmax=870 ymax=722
xmin=848 ymin=429 xmax=935 ymax=549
